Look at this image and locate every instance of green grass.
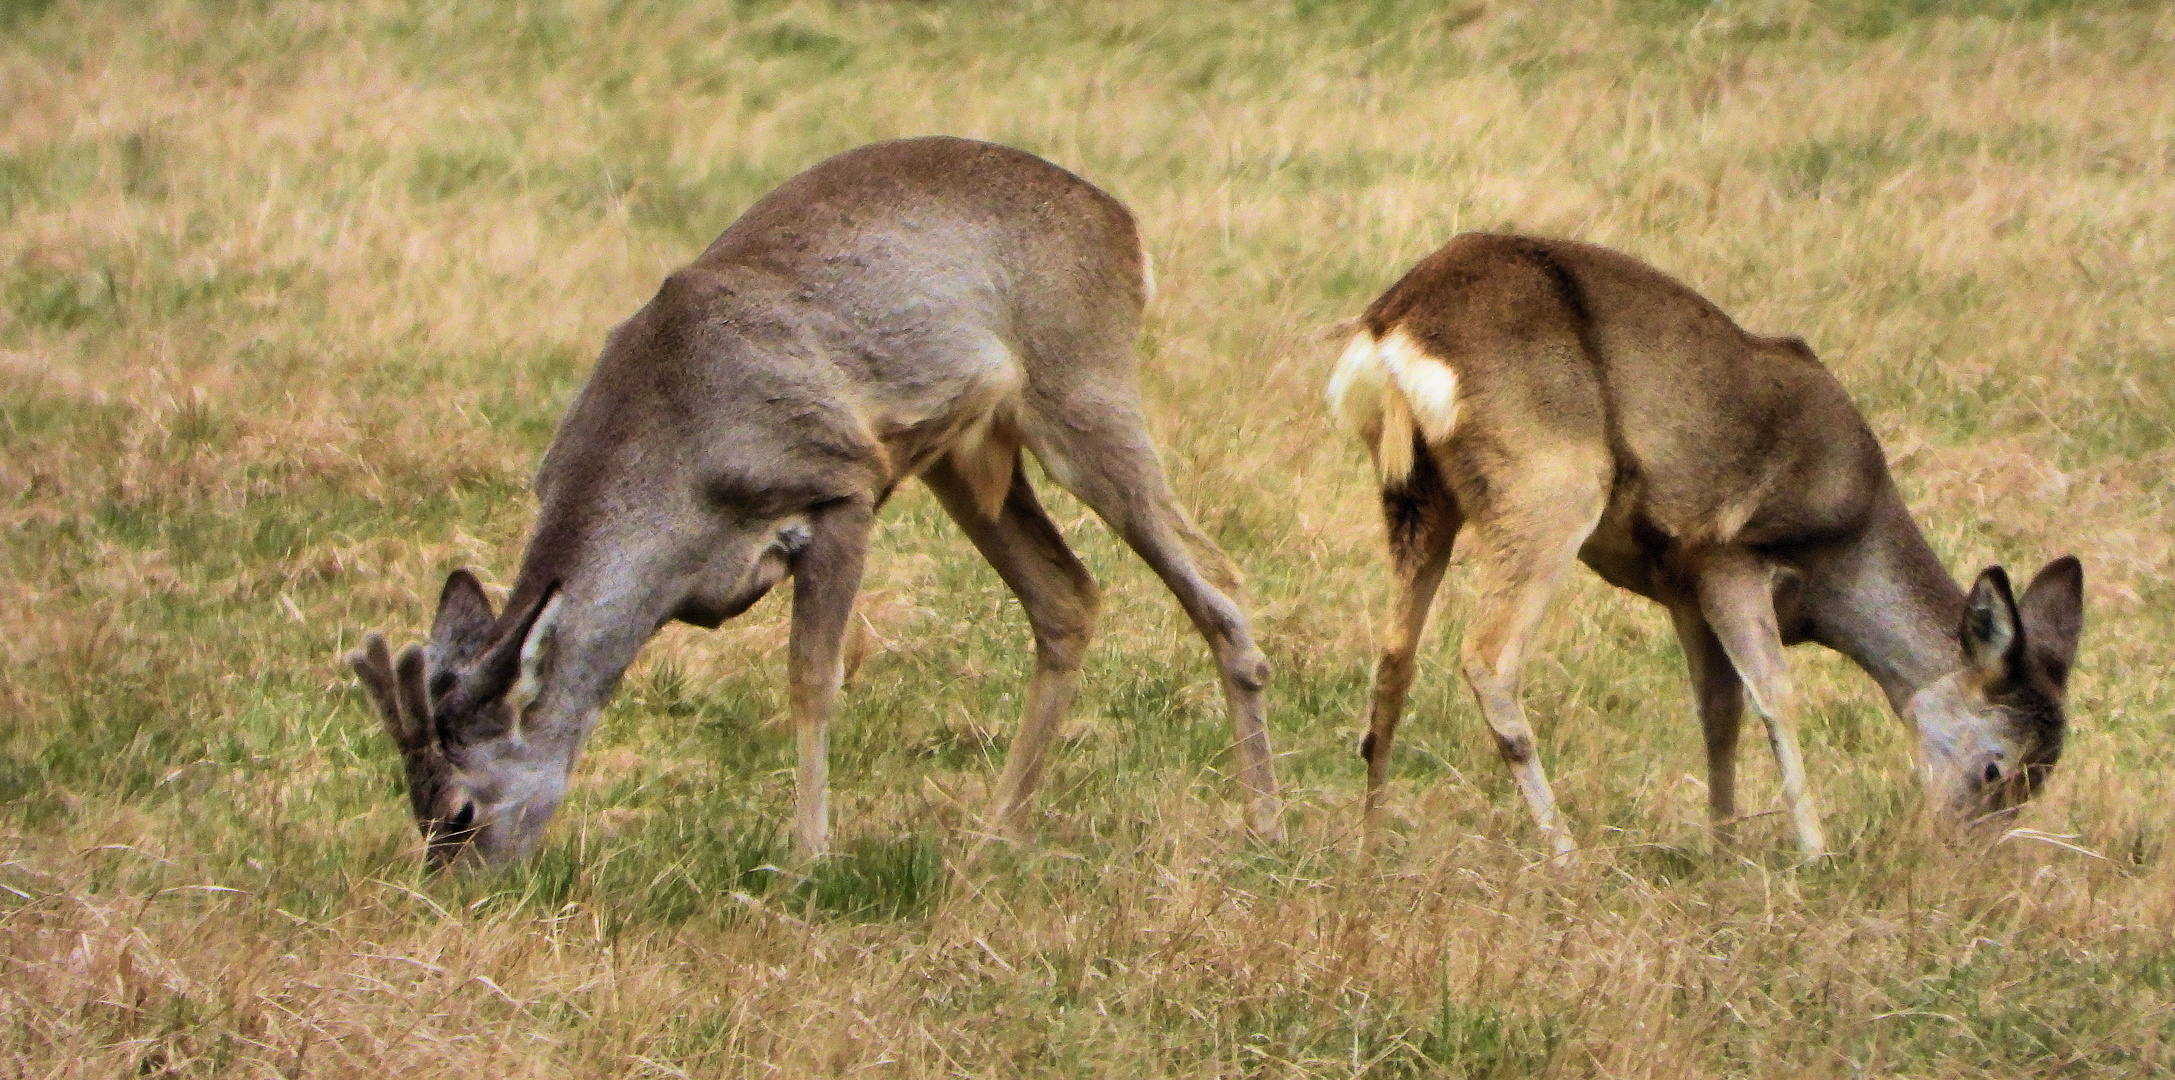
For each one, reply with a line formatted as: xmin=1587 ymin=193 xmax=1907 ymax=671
xmin=2 ymin=0 xmax=2172 ymax=1076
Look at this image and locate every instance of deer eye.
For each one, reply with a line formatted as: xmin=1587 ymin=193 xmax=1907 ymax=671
xmin=1983 ymin=762 xmax=2002 ymax=784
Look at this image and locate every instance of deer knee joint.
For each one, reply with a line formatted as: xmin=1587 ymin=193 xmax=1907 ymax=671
xmin=1492 ymin=728 xmax=1536 ymax=766
xmin=1460 ymin=652 xmax=1516 ymax=704
xmin=1376 ymin=647 xmax=1417 ymax=685
xmin=1229 ymin=653 xmax=1271 ymax=692
xmin=1359 ymin=731 xmax=1377 ymax=763
xmin=1026 ymin=586 xmax=1099 ymax=672
xmin=1033 ymin=617 xmax=1095 ymax=673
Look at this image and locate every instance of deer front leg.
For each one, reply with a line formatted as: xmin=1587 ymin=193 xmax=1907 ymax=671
xmin=1669 ymin=605 xmax=1746 ymax=850
xmin=1696 ymin=550 xmax=1828 ymax=858
xmin=786 ymin=497 xmax=876 ymax=860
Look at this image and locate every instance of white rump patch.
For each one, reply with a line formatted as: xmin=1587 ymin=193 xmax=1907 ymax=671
xmin=1325 ymin=326 xmax=1461 ymax=483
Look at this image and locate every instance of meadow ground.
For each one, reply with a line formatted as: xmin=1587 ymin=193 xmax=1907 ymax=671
xmin=4 ymin=0 xmax=2173 ymax=1075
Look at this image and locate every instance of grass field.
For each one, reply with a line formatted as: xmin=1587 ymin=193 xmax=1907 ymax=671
xmin=5 ymin=0 xmax=2174 ymax=1075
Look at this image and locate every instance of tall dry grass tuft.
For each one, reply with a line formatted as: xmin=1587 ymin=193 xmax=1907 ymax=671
xmin=3 ymin=0 xmax=2172 ymax=1075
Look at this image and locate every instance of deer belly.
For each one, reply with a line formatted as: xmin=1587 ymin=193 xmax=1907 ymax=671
xmin=875 ymin=362 xmax=1027 ymax=501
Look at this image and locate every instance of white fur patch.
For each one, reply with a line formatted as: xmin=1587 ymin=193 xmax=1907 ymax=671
xmin=1326 ymin=331 xmax=1393 ymax=438
xmin=1327 ymin=328 xmax=1461 ymax=442
xmin=1379 ymin=328 xmax=1460 ymax=443
xmin=508 ymin=593 xmax=565 ymax=725
xmin=1325 ymin=326 xmax=1461 ymax=482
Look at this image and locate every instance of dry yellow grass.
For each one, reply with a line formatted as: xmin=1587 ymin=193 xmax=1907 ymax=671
xmin=3 ymin=0 xmax=2172 ymax=1076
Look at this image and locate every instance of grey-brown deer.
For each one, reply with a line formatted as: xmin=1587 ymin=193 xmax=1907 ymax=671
xmin=348 ymin=137 xmax=1282 ymax=869
xmin=1330 ymin=233 xmax=2083 ymax=858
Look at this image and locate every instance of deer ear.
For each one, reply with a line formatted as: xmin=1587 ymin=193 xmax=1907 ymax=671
xmin=505 ymin=592 xmax=565 ymax=718
xmin=1960 ymin=566 xmax=2023 ymax=683
xmin=2017 ymin=556 xmax=2084 ymax=690
xmin=438 ymin=583 xmax=562 ymax=741
xmin=429 ymin=569 xmax=498 ymax=669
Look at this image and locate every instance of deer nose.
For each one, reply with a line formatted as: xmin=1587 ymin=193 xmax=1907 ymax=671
xmin=1982 ymin=761 xmax=2002 ymax=785
xmin=424 ymin=802 xmax=480 ymax=871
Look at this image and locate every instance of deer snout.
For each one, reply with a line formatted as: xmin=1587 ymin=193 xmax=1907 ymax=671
xmin=423 ymin=800 xmax=481 ymax=871
xmin=1962 ymin=751 xmax=2010 ymax=800
xmin=1963 ymin=749 xmax=2047 ymax=817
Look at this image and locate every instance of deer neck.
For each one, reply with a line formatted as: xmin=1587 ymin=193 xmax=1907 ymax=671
xmin=1801 ymin=485 xmax=1968 ymax=716
xmin=497 ymin=536 xmax=653 ymax=752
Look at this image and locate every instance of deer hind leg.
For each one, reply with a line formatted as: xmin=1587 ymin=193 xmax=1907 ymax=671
xmin=1669 ymin=605 xmax=1747 ymax=849
xmin=1024 ymin=404 xmax=1283 ymax=841
xmin=786 ymin=496 xmax=877 ymax=860
xmin=921 ymin=452 xmax=1100 ymax=837
xmin=1361 ymin=442 xmax=1463 ymax=844
xmin=1696 ymin=549 xmax=1828 ymax=857
xmin=1455 ymin=458 xmax=1606 ymax=860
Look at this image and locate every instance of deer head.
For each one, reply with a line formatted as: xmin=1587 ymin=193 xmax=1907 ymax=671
xmin=1906 ymin=556 xmax=2084 ymax=821
xmin=348 ymin=571 xmax=571 ymax=868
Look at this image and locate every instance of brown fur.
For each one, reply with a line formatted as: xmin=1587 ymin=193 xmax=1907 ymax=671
xmin=1342 ymin=233 xmax=2085 ymax=857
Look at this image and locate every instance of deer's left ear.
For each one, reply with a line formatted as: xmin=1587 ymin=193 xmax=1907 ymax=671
xmin=2017 ymin=556 xmax=2084 ymax=690
xmin=1961 ymin=566 xmax=2023 ymax=684
xmin=430 ymin=569 xmax=499 ymax=670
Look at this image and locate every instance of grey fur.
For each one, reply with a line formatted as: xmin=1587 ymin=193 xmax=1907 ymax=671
xmin=348 ymin=137 xmax=1282 ymax=868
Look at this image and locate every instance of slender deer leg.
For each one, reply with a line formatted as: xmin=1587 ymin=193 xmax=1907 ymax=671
xmin=1669 ymin=605 xmax=1746 ymax=848
xmin=1361 ymin=459 xmax=1462 ymax=844
xmin=1029 ymin=408 xmax=1283 ymax=841
xmin=922 ymin=454 xmax=1100 ymax=835
xmin=786 ymin=498 xmax=877 ymax=860
xmin=1696 ymin=550 xmax=1828 ymax=857
xmin=1455 ymin=480 xmax=1603 ymax=860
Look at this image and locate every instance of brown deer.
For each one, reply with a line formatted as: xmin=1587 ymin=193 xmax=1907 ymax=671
xmin=1330 ymin=233 xmax=2084 ymax=858
xmin=348 ymin=137 xmax=1282 ymax=868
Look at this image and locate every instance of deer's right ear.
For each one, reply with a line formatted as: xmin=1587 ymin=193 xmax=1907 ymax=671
xmin=2017 ymin=555 xmax=2084 ymax=690
xmin=506 ymin=591 xmax=565 ymax=718
xmin=436 ymin=582 xmax=562 ymax=743
xmin=430 ymin=569 xmax=498 ymax=668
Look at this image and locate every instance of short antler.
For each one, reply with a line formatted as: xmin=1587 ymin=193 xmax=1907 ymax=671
xmin=347 ymin=632 xmax=437 ymax=755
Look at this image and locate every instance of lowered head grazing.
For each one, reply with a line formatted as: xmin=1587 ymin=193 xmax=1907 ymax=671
xmin=1908 ymin=557 xmax=2084 ymax=822
xmin=348 ymin=570 xmax=568 ymax=869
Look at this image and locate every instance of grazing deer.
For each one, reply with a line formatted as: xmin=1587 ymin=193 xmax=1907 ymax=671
xmin=348 ymin=137 xmax=1282 ymax=869
xmin=1329 ymin=233 xmax=2084 ymax=858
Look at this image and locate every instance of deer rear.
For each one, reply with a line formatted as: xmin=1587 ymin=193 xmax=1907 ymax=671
xmin=1330 ymin=233 xmax=2083 ymax=858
